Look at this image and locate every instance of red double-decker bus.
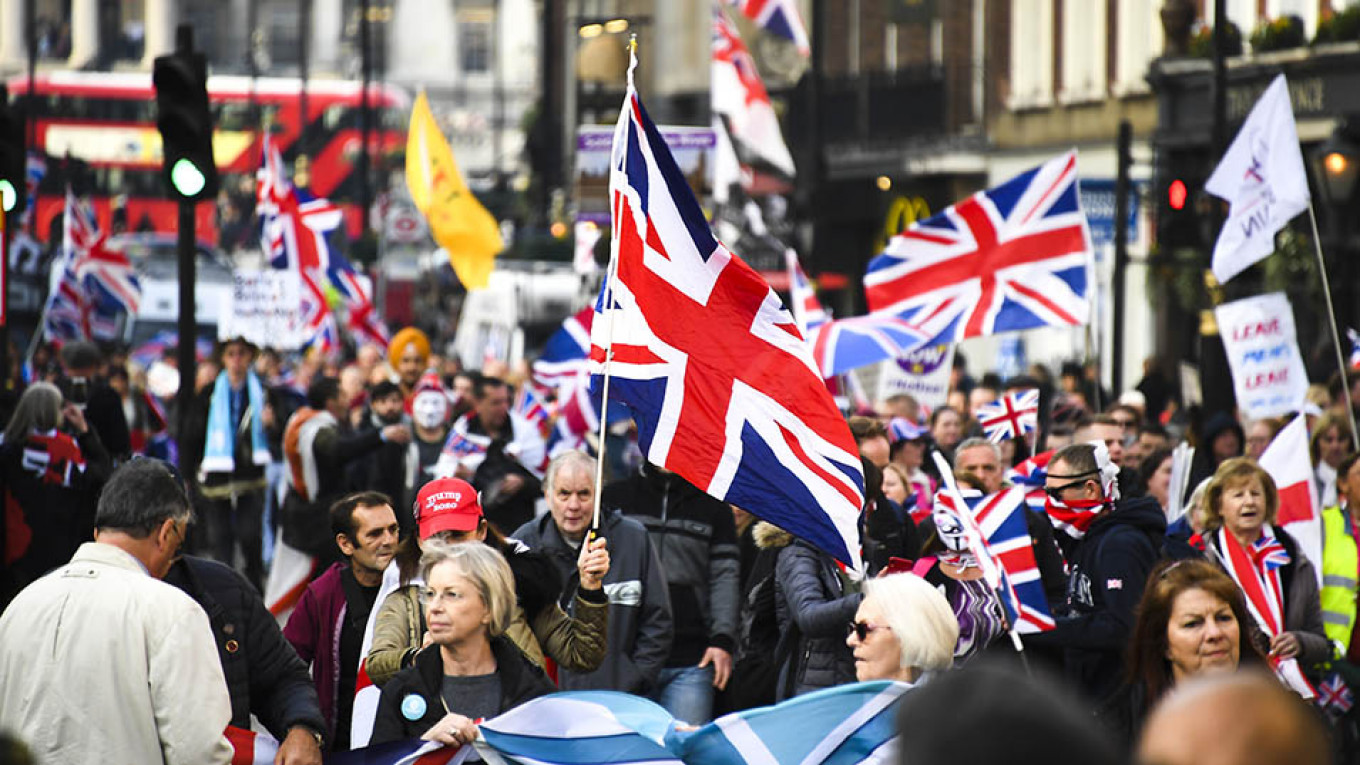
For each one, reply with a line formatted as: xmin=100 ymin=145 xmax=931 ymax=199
xmin=6 ymin=70 xmax=408 ymax=244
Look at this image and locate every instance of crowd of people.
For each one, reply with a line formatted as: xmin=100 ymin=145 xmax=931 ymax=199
xmin=0 ymin=329 xmax=1357 ymax=765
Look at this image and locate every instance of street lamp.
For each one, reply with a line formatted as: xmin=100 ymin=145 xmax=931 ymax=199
xmin=1312 ymin=123 xmax=1360 ymax=207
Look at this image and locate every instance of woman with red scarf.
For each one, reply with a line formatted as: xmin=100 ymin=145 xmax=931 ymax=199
xmin=1201 ymin=458 xmax=1329 ymax=683
xmin=0 ymin=382 xmax=111 ymax=607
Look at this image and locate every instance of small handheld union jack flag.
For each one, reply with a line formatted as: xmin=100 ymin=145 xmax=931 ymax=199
xmin=1252 ymin=535 xmax=1291 ymax=572
xmin=976 ymin=389 xmax=1039 ymax=443
xmin=1317 ymin=673 xmax=1354 ymax=719
xmin=1348 ymin=328 xmax=1360 ymax=371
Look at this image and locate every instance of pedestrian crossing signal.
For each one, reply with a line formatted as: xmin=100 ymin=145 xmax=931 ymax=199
xmin=1168 ymin=178 xmax=1188 ymax=211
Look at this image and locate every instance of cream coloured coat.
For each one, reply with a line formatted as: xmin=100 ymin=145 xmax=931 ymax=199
xmin=0 ymin=543 xmax=232 ymax=765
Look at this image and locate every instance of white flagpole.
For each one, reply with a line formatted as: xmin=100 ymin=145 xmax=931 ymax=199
xmin=590 ymin=35 xmax=638 ymax=531
xmin=1305 ymin=204 xmax=1360 ymax=450
xmin=590 ymin=253 xmax=620 ymax=532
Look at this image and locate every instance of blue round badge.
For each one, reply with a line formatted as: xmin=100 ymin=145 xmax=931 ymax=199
xmin=400 ymin=694 xmax=427 ymax=721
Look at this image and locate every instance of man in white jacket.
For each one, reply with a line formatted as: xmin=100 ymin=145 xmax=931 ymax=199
xmin=0 ymin=459 xmax=232 ymax=765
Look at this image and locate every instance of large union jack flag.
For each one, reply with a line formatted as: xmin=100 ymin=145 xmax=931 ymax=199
xmin=722 ymin=0 xmax=809 ymax=55
xmin=865 ymin=152 xmax=1094 ymax=344
xmin=934 ymin=480 xmax=1055 ymax=634
xmin=590 ymin=53 xmax=865 ymax=570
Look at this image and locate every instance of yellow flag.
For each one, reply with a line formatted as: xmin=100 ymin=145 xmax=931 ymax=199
xmin=406 ymin=90 xmax=503 ymax=289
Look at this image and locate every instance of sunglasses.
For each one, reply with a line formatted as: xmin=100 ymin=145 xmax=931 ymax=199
xmin=848 ymin=620 xmax=888 ymax=641
xmin=1044 ymin=472 xmax=1097 ymax=501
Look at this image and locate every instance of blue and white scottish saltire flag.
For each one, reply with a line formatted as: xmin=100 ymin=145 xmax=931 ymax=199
xmin=865 ymin=152 xmax=1094 ymax=345
xmin=807 ymin=314 xmax=932 ymax=378
xmin=479 ymin=692 xmax=683 ymax=765
xmin=476 ymin=682 xmax=907 ymax=765
xmin=588 ymin=49 xmax=865 ymax=572
xmin=674 ymin=681 xmax=906 ymax=765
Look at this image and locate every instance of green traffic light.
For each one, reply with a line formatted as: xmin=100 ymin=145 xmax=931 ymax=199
xmin=0 ymin=179 xmax=15 ymax=212
xmin=170 ymin=158 xmax=207 ymax=198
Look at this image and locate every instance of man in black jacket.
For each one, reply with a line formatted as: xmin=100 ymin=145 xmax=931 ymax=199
xmin=164 ymin=555 xmax=326 ymax=764
xmin=1027 ymin=442 xmax=1166 ymax=702
xmin=602 ymin=462 xmax=739 ymax=724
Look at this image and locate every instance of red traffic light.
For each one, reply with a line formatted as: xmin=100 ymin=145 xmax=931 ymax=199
xmin=1168 ymin=179 xmax=1188 ymax=211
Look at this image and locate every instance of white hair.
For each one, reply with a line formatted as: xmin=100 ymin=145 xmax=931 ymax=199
xmin=863 ymin=573 xmax=959 ymax=673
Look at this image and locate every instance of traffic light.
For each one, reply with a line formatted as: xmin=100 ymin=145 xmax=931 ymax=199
xmin=153 ymin=47 xmax=217 ymax=201
xmin=0 ymin=86 xmax=24 ymax=215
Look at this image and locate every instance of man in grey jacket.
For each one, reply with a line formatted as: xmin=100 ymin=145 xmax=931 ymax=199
xmin=514 ymin=450 xmax=673 ymax=695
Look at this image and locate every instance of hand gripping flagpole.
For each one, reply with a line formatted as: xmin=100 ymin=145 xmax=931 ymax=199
xmin=930 ymin=449 xmax=1031 ymax=673
xmin=590 ymin=36 xmax=639 ymax=533
xmin=1305 ymin=203 xmax=1360 ymax=451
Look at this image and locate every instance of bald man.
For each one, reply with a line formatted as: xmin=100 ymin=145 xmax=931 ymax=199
xmin=1139 ymin=673 xmax=1329 ymax=765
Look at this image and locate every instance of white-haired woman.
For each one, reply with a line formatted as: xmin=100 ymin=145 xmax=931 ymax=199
xmin=371 ymin=541 xmax=555 ymax=747
xmin=846 ymin=573 xmax=959 ymax=683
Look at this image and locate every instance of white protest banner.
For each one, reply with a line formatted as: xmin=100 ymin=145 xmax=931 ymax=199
xmin=1214 ymin=292 xmax=1308 ymax=419
xmin=876 ymin=343 xmax=954 ymax=412
xmin=219 ymin=270 xmax=304 ymax=350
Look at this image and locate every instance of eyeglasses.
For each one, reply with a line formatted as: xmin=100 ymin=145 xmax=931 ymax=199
xmin=848 ymin=620 xmax=888 ymax=641
xmin=1111 ymin=418 xmax=1137 ymax=429
xmin=418 ymin=588 xmax=467 ymax=608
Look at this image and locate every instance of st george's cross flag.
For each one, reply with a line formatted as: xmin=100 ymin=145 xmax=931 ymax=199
xmin=1258 ymin=415 xmax=1322 ymax=588
xmin=712 ymin=5 xmax=796 ymax=177
xmin=590 ymin=50 xmax=866 ymax=572
xmin=976 ymin=389 xmax=1040 ymax=443
xmin=1205 ymin=74 xmax=1310 ymax=284
xmin=865 ymin=152 xmax=1094 ymax=345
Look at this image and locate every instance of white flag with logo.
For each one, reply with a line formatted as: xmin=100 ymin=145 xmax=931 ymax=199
xmin=1258 ymin=415 xmax=1322 ymax=590
xmin=1205 ymin=74 xmax=1310 ymax=283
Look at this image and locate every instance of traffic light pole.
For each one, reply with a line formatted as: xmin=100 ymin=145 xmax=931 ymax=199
xmin=171 ymin=25 xmax=198 ymax=466
xmin=1111 ymin=121 xmax=1132 ymax=395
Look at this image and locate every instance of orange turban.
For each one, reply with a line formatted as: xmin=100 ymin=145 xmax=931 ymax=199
xmin=388 ymin=327 xmax=431 ymax=369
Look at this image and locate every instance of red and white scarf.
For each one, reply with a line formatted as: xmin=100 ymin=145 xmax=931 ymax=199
xmin=1044 ymin=441 xmax=1120 ymax=539
xmin=1217 ymin=525 xmax=1315 ymax=698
